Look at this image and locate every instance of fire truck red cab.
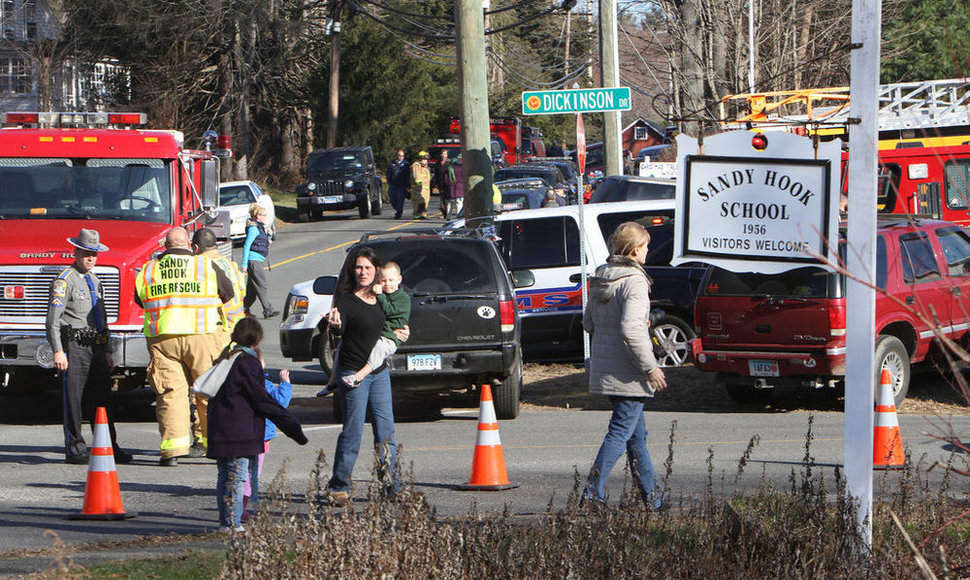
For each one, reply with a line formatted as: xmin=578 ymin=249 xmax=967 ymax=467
xmin=0 ymin=112 xmax=227 ymax=391
xmin=874 ymin=145 xmax=970 ymax=226
xmin=449 ymin=117 xmax=544 ymax=165
xmin=838 ymin=144 xmax=970 ymax=226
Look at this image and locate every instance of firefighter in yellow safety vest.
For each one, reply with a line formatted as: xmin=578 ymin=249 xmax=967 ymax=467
xmin=189 ymin=227 xmax=247 ymax=452
xmin=134 ymin=227 xmax=234 ymax=466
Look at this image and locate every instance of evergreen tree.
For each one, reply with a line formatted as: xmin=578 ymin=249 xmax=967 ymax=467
xmin=881 ymin=0 xmax=970 ymax=82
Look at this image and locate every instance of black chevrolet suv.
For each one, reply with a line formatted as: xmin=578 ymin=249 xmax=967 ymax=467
xmin=282 ymin=230 xmax=529 ymax=419
xmin=296 ymin=146 xmax=383 ymax=220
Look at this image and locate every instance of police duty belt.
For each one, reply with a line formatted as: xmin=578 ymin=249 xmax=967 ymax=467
xmin=61 ymin=326 xmax=110 ymax=347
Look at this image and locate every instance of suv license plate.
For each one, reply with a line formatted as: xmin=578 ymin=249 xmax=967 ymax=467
xmin=407 ymin=354 xmax=441 ymax=371
xmin=749 ymin=360 xmax=780 ymax=377
xmin=319 ymin=195 xmax=341 ymax=203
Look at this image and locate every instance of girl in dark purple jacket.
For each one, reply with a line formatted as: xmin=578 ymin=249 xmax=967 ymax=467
xmin=207 ymin=317 xmax=308 ymax=531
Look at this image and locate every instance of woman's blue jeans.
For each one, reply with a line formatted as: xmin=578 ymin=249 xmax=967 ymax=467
xmin=328 ymin=365 xmax=401 ymax=494
xmin=584 ymin=396 xmax=662 ymax=509
xmin=216 ymin=456 xmax=253 ymax=527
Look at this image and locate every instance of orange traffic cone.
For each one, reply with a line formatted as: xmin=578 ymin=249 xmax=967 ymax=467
xmin=457 ymin=385 xmax=518 ymax=491
xmin=69 ymin=407 xmax=137 ymax=520
xmin=873 ymin=369 xmax=905 ymax=470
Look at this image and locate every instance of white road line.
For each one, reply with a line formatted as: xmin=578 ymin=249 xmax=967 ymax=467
xmin=303 ymin=425 xmax=343 ymax=432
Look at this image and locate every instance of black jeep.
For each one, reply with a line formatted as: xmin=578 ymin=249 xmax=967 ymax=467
xmin=296 ymin=146 xmax=383 ymax=220
xmin=321 ymin=230 xmax=530 ymax=419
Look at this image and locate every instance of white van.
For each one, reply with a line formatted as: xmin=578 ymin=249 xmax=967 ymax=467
xmin=465 ymin=199 xmax=708 ymax=364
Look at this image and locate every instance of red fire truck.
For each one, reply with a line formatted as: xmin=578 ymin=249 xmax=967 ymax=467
xmin=448 ymin=117 xmax=545 ymax=165
xmin=854 ymin=144 xmax=970 ymax=226
xmin=0 ymin=111 xmax=228 ymax=392
xmin=720 ymin=79 xmax=970 ymax=225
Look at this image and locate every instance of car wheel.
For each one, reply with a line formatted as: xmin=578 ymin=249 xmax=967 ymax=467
xmin=493 ymin=352 xmax=522 ymax=419
xmin=652 ymin=314 xmax=695 ymax=367
xmin=875 ymin=334 xmax=910 ymax=407
xmin=358 ymin=194 xmax=370 ymax=219
xmin=371 ymin=186 xmax=383 ymax=216
xmin=318 ymin=324 xmax=337 ymax=378
xmin=719 ymin=374 xmax=773 ymax=406
xmin=298 ymin=210 xmax=309 ymax=223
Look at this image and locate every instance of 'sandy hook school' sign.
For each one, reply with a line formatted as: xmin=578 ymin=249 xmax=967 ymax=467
xmin=672 ymin=131 xmax=842 ymax=275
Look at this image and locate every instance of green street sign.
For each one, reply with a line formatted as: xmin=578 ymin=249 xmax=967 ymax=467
xmin=522 ymin=87 xmax=632 ymax=115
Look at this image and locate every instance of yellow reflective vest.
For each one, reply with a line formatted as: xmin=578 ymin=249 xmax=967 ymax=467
xmin=135 ymin=253 xmax=223 ymax=336
xmin=209 ymin=253 xmax=247 ymax=331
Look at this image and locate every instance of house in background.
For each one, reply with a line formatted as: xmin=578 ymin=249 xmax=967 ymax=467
xmin=621 ymin=117 xmax=668 ymax=161
xmin=0 ymin=0 xmax=125 ymax=113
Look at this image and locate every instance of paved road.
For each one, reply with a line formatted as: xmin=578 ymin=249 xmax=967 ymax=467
xmin=2 ymin=209 xmax=969 ymax=575
xmin=1 ymin=399 xmax=967 ymax=575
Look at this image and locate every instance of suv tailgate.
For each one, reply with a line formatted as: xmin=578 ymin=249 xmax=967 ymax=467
xmin=697 ymin=266 xmax=838 ymax=350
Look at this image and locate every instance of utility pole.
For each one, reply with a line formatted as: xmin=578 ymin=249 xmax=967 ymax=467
xmin=563 ymin=8 xmax=571 ymax=81
xmin=456 ymin=0 xmax=494 ymax=230
xmin=600 ymin=0 xmax=622 ymax=176
xmin=586 ymin=0 xmax=594 ymax=81
xmin=326 ymin=0 xmax=345 ymax=149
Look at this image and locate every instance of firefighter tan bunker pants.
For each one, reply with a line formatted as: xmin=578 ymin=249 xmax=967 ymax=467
xmin=191 ymin=330 xmax=232 ymax=447
xmin=147 ymin=333 xmax=224 ymax=459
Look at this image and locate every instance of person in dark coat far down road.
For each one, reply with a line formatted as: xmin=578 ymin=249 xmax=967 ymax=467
xmin=207 ymin=317 xmax=308 ymax=532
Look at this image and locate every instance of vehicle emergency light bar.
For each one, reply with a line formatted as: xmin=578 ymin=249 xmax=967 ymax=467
xmin=449 ymin=116 xmax=521 ymax=133
xmin=1 ymin=112 xmax=147 ymax=127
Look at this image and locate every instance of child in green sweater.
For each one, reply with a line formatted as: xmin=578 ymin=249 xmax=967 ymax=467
xmin=317 ymin=261 xmax=411 ymax=395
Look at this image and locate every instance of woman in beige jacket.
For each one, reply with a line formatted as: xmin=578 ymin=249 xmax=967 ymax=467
xmin=581 ymin=221 xmax=667 ymax=509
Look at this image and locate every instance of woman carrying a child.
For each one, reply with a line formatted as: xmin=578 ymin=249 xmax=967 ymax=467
xmin=325 ymin=247 xmax=410 ymax=506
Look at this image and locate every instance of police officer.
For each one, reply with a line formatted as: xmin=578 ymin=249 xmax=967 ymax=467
xmin=47 ymin=229 xmax=132 ymax=465
xmin=135 ymin=227 xmax=234 ymax=466
xmin=189 ymin=228 xmax=247 ymax=456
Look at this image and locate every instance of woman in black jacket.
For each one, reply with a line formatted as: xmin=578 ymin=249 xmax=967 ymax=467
xmin=207 ymin=317 xmax=308 ymax=531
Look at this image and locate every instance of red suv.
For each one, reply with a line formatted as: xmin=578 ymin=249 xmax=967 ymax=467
xmin=691 ymin=217 xmax=970 ymax=406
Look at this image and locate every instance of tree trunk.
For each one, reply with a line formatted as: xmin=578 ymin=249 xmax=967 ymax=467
xmin=219 ymin=47 xmax=234 ymax=182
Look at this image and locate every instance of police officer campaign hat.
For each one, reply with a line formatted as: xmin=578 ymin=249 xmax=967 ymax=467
xmin=67 ymin=228 xmax=109 ymax=252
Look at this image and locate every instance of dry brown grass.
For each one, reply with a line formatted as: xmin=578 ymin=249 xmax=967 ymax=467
xmin=212 ymin=429 xmax=970 ymax=580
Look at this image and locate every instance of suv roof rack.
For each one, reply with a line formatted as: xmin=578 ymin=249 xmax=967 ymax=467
xmin=876 ymin=214 xmax=938 ymax=226
xmin=357 ymin=228 xmax=441 ymax=243
xmin=440 ymin=224 xmax=502 ymax=242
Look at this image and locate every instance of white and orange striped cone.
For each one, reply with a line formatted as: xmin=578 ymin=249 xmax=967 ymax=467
xmin=457 ymin=384 xmax=518 ymax=491
xmin=873 ymin=369 xmax=905 ymax=470
xmin=69 ymin=407 xmax=137 ymax=520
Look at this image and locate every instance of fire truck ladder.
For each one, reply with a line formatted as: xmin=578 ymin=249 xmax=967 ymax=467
xmin=719 ymin=78 xmax=970 ymax=135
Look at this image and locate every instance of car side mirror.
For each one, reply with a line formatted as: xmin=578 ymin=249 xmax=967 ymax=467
xmin=200 ymin=159 xmax=219 ymax=208
xmin=299 ymin=167 xmax=306 ymax=177
xmin=511 ymin=270 xmax=535 ymax=289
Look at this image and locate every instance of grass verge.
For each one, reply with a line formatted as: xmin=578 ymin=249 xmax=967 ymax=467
xmin=27 ymin=420 xmax=970 ymax=579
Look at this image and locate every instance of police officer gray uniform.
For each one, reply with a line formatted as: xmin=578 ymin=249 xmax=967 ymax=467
xmin=46 ymin=229 xmax=132 ymax=465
